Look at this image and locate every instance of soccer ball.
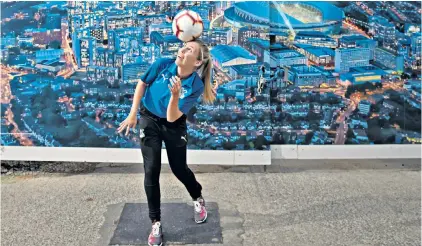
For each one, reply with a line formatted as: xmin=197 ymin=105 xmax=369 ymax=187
xmin=172 ymin=10 xmax=203 ymax=42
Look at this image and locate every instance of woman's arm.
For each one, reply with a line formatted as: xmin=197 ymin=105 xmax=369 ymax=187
xmin=167 ymin=76 xmax=184 ymax=122
xmin=129 ymin=79 xmax=147 ymax=116
xmin=167 ymin=95 xmax=184 ymax=122
xmin=167 ymin=76 xmax=203 ymax=122
xmin=117 ymin=79 xmax=147 ymax=135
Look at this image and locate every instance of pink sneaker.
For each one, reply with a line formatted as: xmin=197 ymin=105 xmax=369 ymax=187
xmin=193 ymin=196 xmax=207 ymax=223
xmin=148 ymin=221 xmax=163 ymax=246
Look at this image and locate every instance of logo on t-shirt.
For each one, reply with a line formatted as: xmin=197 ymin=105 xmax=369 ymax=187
xmin=161 ymin=73 xmax=170 ymax=83
xmin=180 ymin=87 xmax=188 ymax=99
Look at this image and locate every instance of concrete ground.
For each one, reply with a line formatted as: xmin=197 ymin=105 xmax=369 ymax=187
xmin=1 ymin=159 xmax=421 ymax=246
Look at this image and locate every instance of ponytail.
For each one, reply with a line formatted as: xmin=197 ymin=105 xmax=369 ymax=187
xmin=193 ymin=39 xmax=215 ymax=104
xmin=200 ymin=59 xmax=215 ymax=104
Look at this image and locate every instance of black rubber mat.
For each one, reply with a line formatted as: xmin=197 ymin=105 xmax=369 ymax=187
xmin=109 ymin=202 xmax=222 ymax=245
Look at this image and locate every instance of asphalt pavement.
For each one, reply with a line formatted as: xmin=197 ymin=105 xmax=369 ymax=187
xmin=1 ymin=160 xmax=421 ymax=246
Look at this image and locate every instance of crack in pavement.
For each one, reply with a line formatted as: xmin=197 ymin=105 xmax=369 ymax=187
xmin=232 ymin=202 xmax=246 ymax=246
xmin=216 ymin=199 xmax=246 ymax=246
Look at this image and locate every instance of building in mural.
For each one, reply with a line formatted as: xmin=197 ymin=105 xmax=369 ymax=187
xmin=1 ymin=1 xmax=421 ymax=150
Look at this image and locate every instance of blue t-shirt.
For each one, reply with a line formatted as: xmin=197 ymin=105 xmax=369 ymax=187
xmin=140 ymin=58 xmax=204 ymax=118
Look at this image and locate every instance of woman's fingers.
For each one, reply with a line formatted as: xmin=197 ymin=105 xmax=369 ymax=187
xmin=171 ymin=76 xmax=181 ymax=86
xmin=118 ymin=123 xmax=136 ymax=135
xmin=169 ymin=77 xmax=180 ymax=91
xmin=119 ymin=123 xmax=128 ymax=132
xmin=168 ymin=76 xmax=183 ymax=96
xmin=117 ymin=123 xmax=125 ymax=133
xmin=171 ymin=76 xmax=181 ymax=85
xmin=168 ymin=84 xmax=175 ymax=93
xmin=119 ymin=119 xmax=125 ymax=126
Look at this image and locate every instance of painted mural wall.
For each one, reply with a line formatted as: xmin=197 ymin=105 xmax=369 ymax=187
xmin=1 ymin=1 xmax=421 ymax=152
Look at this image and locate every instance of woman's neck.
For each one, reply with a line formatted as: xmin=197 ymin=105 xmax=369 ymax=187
xmin=177 ymin=66 xmax=194 ymax=79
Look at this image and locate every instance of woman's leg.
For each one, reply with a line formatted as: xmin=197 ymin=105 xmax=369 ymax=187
xmin=140 ymin=117 xmax=163 ymax=222
xmin=163 ymin=129 xmax=208 ymax=223
xmin=162 ymin=123 xmax=202 ymax=200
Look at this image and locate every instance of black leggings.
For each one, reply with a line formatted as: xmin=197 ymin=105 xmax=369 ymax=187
xmin=139 ymin=105 xmax=202 ymax=222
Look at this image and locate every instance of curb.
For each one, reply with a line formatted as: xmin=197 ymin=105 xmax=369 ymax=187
xmin=2 ymin=158 xmax=420 ymax=175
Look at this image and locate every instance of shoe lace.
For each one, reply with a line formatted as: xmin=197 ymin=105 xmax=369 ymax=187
xmin=152 ymin=222 xmax=161 ymax=237
xmin=194 ymin=201 xmax=202 ymax=213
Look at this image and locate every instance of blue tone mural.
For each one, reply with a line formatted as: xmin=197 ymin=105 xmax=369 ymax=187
xmin=1 ymin=1 xmax=420 ymax=150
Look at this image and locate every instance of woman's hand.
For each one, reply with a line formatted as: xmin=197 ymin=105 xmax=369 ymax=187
xmin=117 ymin=113 xmax=137 ymax=136
xmin=168 ymin=76 xmax=182 ymax=98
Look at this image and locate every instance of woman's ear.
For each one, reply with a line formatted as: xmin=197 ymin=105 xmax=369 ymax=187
xmin=195 ymin=59 xmax=203 ymax=67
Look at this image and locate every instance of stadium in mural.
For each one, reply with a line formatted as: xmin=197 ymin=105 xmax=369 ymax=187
xmin=1 ymin=1 xmax=421 ymax=151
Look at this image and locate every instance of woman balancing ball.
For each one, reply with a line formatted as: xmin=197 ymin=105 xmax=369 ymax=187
xmin=117 ymin=11 xmax=215 ymax=246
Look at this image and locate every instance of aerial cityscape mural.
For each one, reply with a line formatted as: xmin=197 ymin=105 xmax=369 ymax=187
xmin=1 ymin=1 xmax=421 ymax=150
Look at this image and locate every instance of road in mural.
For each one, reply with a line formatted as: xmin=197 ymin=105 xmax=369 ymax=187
xmin=1 ymin=1 xmax=420 ymax=150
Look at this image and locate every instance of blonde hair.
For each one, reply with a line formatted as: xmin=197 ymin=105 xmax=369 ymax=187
xmin=193 ymin=39 xmax=215 ymax=104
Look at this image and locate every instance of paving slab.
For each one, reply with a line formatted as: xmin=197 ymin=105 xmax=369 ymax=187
xmin=109 ymin=202 xmax=222 ymax=245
